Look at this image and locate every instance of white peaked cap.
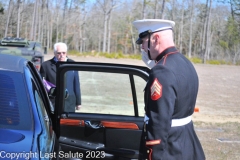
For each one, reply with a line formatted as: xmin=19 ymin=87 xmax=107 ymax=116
xmin=133 ymin=19 xmax=175 ymax=34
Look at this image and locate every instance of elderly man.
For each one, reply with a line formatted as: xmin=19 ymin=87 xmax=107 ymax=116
xmin=133 ymin=19 xmax=205 ymax=160
xmin=40 ymin=42 xmax=81 ymax=112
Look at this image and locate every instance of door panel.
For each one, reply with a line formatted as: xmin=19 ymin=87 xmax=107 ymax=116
xmin=55 ymin=62 xmax=150 ymax=159
xmin=59 ymin=115 xmax=143 ymax=159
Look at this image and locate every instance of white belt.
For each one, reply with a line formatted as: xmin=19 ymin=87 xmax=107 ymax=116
xmin=171 ymin=115 xmax=192 ymax=127
xmin=144 ymin=115 xmax=192 ymax=127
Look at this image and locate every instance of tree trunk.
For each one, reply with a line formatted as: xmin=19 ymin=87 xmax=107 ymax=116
xmin=37 ymin=0 xmax=42 ymax=42
xmin=130 ymin=23 xmax=137 ymax=54
xmin=25 ymin=20 xmax=28 ymax=38
xmin=188 ymin=0 xmax=194 ymax=58
xmin=203 ymin=0 xmax=212 ymax=63
xmin=40 ymin=0 xmax=44 ymax=44
xmin=17 ymin=0 xmax=22 ymax=37
xmin=142 ymin=0 xmax=146 ymax=19
xmin=124 ymin=33 xmax=129 ymax=54
xmin=55 ymin=0 xmax=59 ymax=43
xmin=46 ymin=0 xmax=50 ymax=49
xmin=102 ymin=13 xmax=108 ymax=52
xmin=98 ymin=33 xmax=101 ymax=53
xmin=61 ymin=0 xmax=68 ymax=42
xmin=50 ymin=13 xmax=53 ymax=50
xmin=20 ymin=0 xmax=26 ymax=37
xmin=5 ymin=0 xmax=12 ymax=37
xmin=33 ymin=0 xmax=39 ymax=41
xmin=97 ymin=0 xmax=119 ymax=53
xmin=79 ymin=25 xmax=83 ymax=53
xmin=153 ymin=0 xmax=158 ymax=19
xmin=30 ymin=0 xmax=37 ymax=40
xmin=66 ymin=0 xmax=73 ymax=44
xmin=160 ymin=0 xmax=166 ymax=19
xmin=107 ymin=12 xmax=112 ymax=53
xmin=201 ymin=0 xmax=208 ymax=63
xmin=205 ymin=0 xmax=212 ymax=61
xmin=179 ymin=1 xmax=185 ymax=54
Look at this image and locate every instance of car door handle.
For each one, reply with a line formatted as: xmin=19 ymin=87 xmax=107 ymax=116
xmin=84 ymin=120 xmax=104 ymax=129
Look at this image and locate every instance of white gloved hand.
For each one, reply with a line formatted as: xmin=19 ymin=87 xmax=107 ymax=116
xmin=141 ymin=50 xmax=155 ymax=69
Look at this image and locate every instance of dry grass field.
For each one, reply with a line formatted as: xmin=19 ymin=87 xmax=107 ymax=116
xmin=45 ymin=54 xmax=240 ymax=160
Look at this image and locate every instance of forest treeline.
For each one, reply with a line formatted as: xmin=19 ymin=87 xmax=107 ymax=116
xmin=0 ymin=0 xmax=240 ymax=64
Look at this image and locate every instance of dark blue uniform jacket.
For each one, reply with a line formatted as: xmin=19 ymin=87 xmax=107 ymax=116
xmin=140 ymin=47 xmax=205 ymax=160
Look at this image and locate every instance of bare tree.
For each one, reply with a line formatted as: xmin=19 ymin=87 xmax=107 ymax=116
xmin=34 ymin=0 xmax=39 ymax=41
xmin=40 ymin=0 xmax=44 ymax=44
xmin=160 ymin=0 xmax=166 ymax=19
xmin=49 ymin=2 xmax=53 ymax=49
xmin=79 ymin=4 xmax=87 ymax=53
xmin=153 ymin=0 xmax=158 ymax=18
xmin=65 ymin=0 xmax=73 ymax=44
xmin=179 ymin=0 xmax=185 ymax=54
xmin=19 ymin=0 xmax=26 ymax=36
xmin=5 ymin=0 xmax=12 ymax=37
xmin=55 ymin=0 xmax=60 ymax=43
xmin=107 ymin=10 xmax=112 ymax=53
xmin=97 ymin=0 xmax=119 ymax=53
xmin=30 ymin=0 xmax=38 ymax=40
xmin=200 ymin=0 xmax=208 ymax=63
xmin=188 ymin=0 xmax=195 ymax=58
xmin=46 ymin=0 xmax=50 ymax=49
xmin=37 ymin=0 xmax=41 ymax=42
xmin=142 ymin=0 xmax=147 ymax=19
xmin=16 ymin=0 xmax=22 ymax=37
xmin=1 ymin=0 xmax=238 ymax=63
xmin=203 ymin=0 xmax=212 ymax=63
xmin=61 ymin=0 xmax=68 ymax=42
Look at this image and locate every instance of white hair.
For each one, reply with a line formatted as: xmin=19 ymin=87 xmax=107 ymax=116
xmin=54 ymin=42 xmax=68 ymax=52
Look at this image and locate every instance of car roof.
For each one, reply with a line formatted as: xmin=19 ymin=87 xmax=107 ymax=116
xmin=0 ymin=53 xmax=28 ymax=73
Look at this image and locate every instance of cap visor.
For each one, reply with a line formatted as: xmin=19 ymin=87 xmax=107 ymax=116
xmin=136 ymin=38 xmax=143 ymax=44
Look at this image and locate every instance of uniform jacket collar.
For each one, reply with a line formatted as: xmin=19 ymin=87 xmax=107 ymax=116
xmin=156 ymin=46 xmax=177 ymax=62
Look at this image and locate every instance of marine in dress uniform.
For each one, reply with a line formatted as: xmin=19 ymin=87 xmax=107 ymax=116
xmin=133 ymin=19 xmax=205 ymax=160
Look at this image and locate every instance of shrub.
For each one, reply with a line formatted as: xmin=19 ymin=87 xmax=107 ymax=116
xmin=188 ymin=57 xmax=202 ymax=64
xmin=68 ymin=50 xmax=79 ymax=55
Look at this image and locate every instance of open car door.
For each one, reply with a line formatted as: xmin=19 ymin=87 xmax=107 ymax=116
xmin=53 ymin=61 xmax=150 ymax=160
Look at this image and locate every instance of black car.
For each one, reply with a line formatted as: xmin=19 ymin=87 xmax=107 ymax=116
xmin=54 ymin=61 xmax=150 ymax=159
xmin=0 ymin=53 xmax=151 ymax=160
xmin=0 ymin=54 xmax=58 ymax=160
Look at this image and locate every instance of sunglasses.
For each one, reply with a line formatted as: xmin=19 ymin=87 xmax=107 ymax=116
xmin=56 ymin=52 xmax=66 ymax=55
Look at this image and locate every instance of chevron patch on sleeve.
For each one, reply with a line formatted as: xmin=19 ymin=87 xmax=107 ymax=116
xmin=150 ymin=78 xmax=162 ymax=100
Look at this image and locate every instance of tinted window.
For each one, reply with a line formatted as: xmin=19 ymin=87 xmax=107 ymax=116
xmin=0 ymin=71 xmax=32 ymax=130
xmin=63 ymin=71 xmax=145 ymax=116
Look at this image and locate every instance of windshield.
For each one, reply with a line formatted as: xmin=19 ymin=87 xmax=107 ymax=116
xmin=0 ymin=71 xmax=32 ymax=130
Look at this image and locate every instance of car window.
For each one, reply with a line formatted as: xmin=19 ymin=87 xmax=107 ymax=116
xmin=134 ymin=75 xmax=146 ymax=116
xmin=63 ymin=70 xmax=146 ymax=116
xmin=0 ymin=71 xmax=32 ymax=130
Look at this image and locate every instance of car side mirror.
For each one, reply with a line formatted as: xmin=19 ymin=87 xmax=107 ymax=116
xmin=44 ymin=47 xmax=47 ymax=54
